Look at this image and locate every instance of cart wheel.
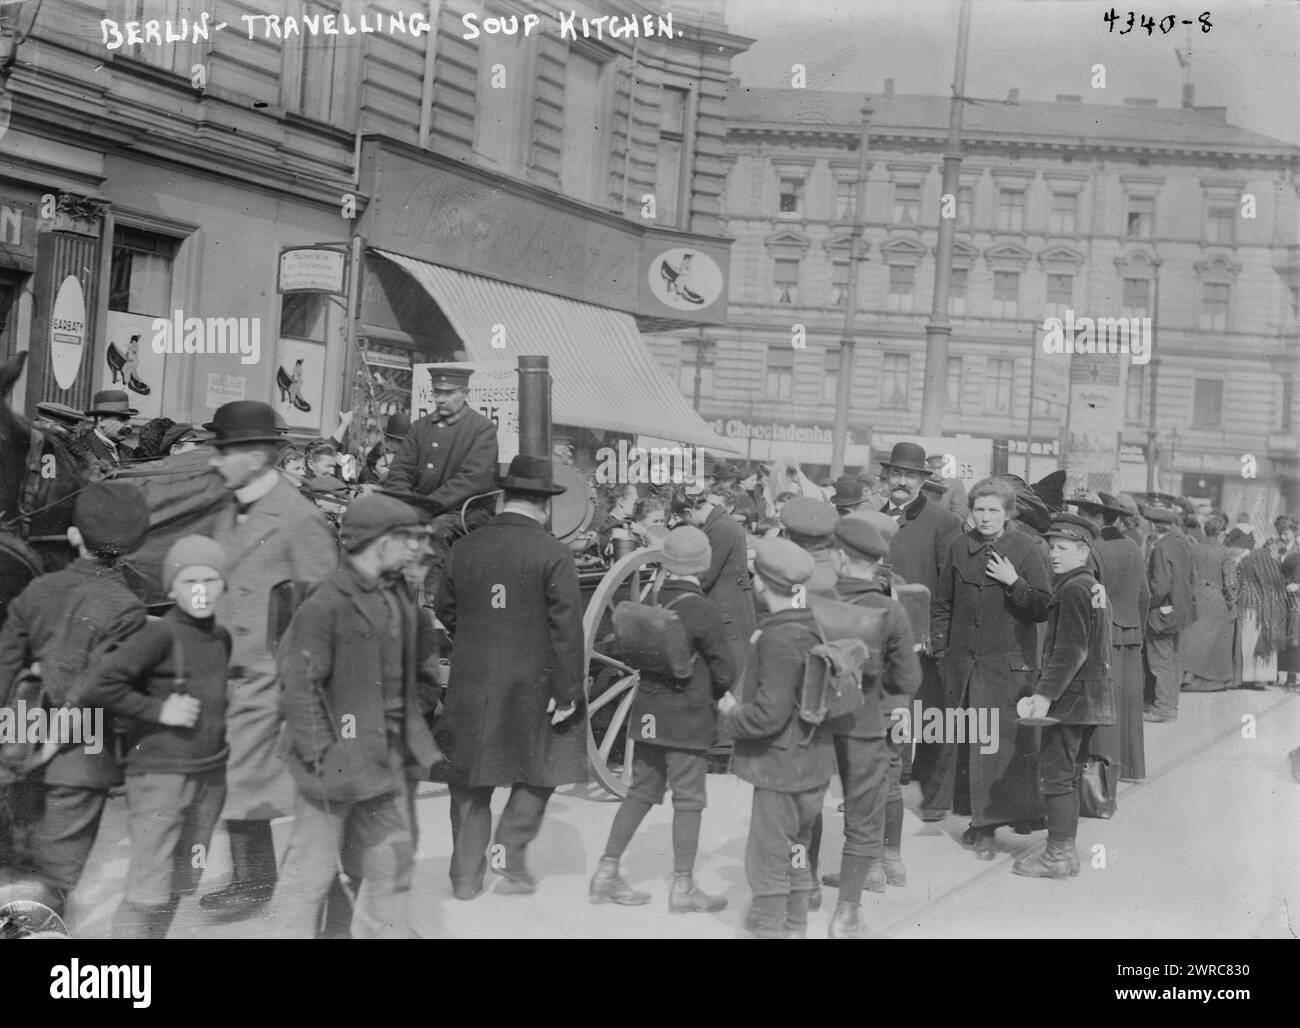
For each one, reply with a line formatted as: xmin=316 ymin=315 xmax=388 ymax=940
xmin=583 ymin=548 xmax=664 ymax=797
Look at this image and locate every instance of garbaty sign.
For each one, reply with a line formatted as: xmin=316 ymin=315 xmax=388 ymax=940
xmin=361 ymin=140 xmax=729 ymax=324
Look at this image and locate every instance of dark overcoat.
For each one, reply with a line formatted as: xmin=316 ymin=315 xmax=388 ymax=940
xmin=880 ymin=492 xmax=962 ymax=599
xmin=1090 ymin=532 xmax=1149 ymax=647
xmin=699 ymin=506 xmax=757 ymax=667
xmin=1181 ymin=540 xmax=1238 ymax=686
xmin=625 ymin=579 xmax=736 ymax=752
xmin=385 ymin=406 xmax=498 ymax=514
xmin=831 ymin=577 xmax=922 ymax=738
xmin=277 ymin=564 xmax=442 ymax=804
xmin=1089 ymin=528 xmax=1150 ymax=777
xmin=932 ymin=526 xmax=1052 ymax=827
xmin=1037 ymin=566 xmax=1115 ymax=725
xmin=1147 ymin=529 xmax=1197 ymax=636
xmin=434 ymin=511 xmax=587 ymax=787
xmin=725 ymin=608 xmax=835 ymax=793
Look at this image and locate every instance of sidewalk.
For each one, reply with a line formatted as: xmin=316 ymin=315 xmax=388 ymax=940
xmin=64 ymin=685 xmax=1299 ymax=938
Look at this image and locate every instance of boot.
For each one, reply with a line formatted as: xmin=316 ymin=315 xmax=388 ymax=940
xmin=1064 ymin=844 xmax=1081 ymax=877
xmin=828 ymin=900 xmax=870 ymax=939
xmin=668 ymin=871 xmax=726 ymax=914
xmin=318 ymin=873 xmax=361 ymax=938
xmin=492 ymin=864 xmax=538 ymax=895
xmin=589 ymin=857 xmax=651 ymax=906
xmin=864 ymin=860 xmax=887 ymax=893
xmin=113 ymin=896 xmax=179 ymax=940
xmin=200 ymin=820 xmax=277 ymax=917
xmin=881 ymin=847 xmax=907 ymax=887
xmin=745 ymin=894 xmax=786 ymax=939
xmin=783 ymin=889 xmax=811 ymax=939
xmin=1012 ymin=839 xmax=1074 ymax=880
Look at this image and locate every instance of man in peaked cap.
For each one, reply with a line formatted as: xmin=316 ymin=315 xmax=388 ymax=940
xmin=1013 ymin=513 xmax=1113 ymax=881
xmin=386 ymin=366 xmax=498 ymax=590
xmin=0 ymin=481 xmax=150 ymax=913
xmin=781 ymin=496 xmax=841 ymax=599
xmin=435 ymin=455 xmax=586 ymax=900
xmin=197 ymin=400 xmax=338 ymax=918
xmin=76 ymin=389 xmax=138 ymax=467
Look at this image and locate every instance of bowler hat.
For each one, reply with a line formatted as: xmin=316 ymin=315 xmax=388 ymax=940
xmin=340 ymin=494 xmax=430 ymax=553
xmin=835 ymin=518 xmax=890 ymax=560
xmin=35 ymin=401 xmax=85 ymax=427
xmin=753 ymin=538 xmax=815 ymax=594
xmin=1044 ymin=512 xmax=1099 ymax=543
xmin=880 ymin=441 xmax=933 ymax=476
xmin=781 ymin=497 xmax=838 ymax=539
xmin=496 ymin=454 xmax=566 ymax=496
xmin=206 ymin=401 xmax=284 ymax=448
xmin=662 ymin=525 xmax=711 ymax=575
xmin=73 ymin=481 xmax=150 ymax=556
xmin=427 ymin=366 xmax=473 ymax=389
xmin=709 ymin=461 xmax=740 ymax=483
xmin=830 ymin=476 xmax=868 ymax=509
xmin=385 ymin=413 xmax=413 ymax=442
xmin=85 ymin=390 xmax=137 ymax=418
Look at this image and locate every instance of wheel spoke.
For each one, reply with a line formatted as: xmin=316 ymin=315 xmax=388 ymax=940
xmin=588 ymin=673 xmax=636 ymax=714
xmin=597 ymin=685 xmax=637 ymax=762
xmin=621 ymin=738 xmax=635 ymax=784
xmin=589 ymin=650 xmax=634 ymax=673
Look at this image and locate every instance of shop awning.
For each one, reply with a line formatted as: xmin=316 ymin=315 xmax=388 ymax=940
xmin=375 ymin=250 xmax=736 ymax=452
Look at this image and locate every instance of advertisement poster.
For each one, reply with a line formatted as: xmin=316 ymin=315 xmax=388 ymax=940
xmin=274 ymin=337 xmax=327 ymax=432
xmin=104 ymin=310 xmax=164 ymax=421
xmin=1065 ymin=357 xmax=1122 ymax=493
xmin=412 ymin=360 xmax=519 ymax=464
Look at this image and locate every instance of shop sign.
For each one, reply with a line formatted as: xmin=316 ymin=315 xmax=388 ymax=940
xmin=49 ymin=275 xmax=86 ymax=390
xmin=278 ymin=247 xmax=347 ymax=295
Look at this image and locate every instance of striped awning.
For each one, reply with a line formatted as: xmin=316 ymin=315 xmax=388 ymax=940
xmin=375 ymin=251 xmax=735 ymax=452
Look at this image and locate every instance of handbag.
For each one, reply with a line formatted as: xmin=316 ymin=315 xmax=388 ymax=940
xmin=1078 ymin=754 xmax=1118 ymax=819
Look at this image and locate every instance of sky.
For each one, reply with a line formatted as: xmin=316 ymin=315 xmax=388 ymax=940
xmin=726 ymin=0 xmax=1300 ymax=146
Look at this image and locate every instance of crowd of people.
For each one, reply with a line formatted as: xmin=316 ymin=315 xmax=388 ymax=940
xmin=1 ymin=366 xmax=1296 ymax=939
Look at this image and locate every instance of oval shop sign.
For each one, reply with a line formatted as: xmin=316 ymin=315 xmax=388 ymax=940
xmin=647 ymin=247 xmax=723 ymax=312
xmin=50 ymin=275 xmax=87 ymax=391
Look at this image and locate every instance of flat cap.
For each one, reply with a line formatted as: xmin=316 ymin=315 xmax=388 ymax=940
xmin=1043 ymin=512 xmax=1100 ymax=543
xmin=753 ymin=537 xmax=815 ymax=594
xmin=339 ymin=494 xmax=429 ymax=552
xmin=834 ymin=517 xmax=890 ymax=560
xmin=780 ymin=497 xmax=838 ymax=539
xmin=842 ymin=509 xmax=901 ymax=543
xmin=1142 ymin=505 xmax=1179 ymax=524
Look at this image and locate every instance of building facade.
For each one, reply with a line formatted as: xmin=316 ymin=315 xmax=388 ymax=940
xmin=1 ymin=0 xmax=749 ymax=456
xmin=644 ymin=81 xmax=1300 ymax=516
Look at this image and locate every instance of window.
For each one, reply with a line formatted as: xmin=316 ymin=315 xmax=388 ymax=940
xmin=957 ymin=186 xmax=973 ymax=227
xmin=474 ymin=33 xmax=526 ymax=172
xmin=1206 ymin=206 xmax=1235 ymax=245
xmin=992 ymin=271 xmax=1020 ymax=318
xmin=996 ymin=189 xmax=1025 ymax=232
xmin=779 ymin=177 xmax=804 ymax=215
xmin=655 ymin=86 xmax=690 ymax=226
xmin=280 ymin=294 xmax=329 ymax=341
xmin=121 ymin=0 xmax=193 ymax=73
xmin=109 ymin=228 xmax=175 ymax=315
xmin=894 ymin=183 xmax=920 ymax=225
xmin=880 ymin=353 xmax=910 ymax=408
xmin=766 ymin=347 xmax=794 ymax=398
xmin=1125 ymin=196 xmax=1153 ymax=239
xmin=1046 ymin=273 xmax=1073 ymax=310
xmin=887 ymin=265 xmax=916 ymax=312
xmin=948 ymin=268 xmax=968 ymax=316
xmin=835 ymin=180 xmax=857 ymax=221
xmin=822 ymin=349 xmax=841 ymax=403
xmin=678 ymin=341 xmax=714 ymax=397
xmin=1200 ymin=283 xmax=1229 ymax=331
xmin=773 ymin=258 xmax=800 ymax=304
xmin=1122 ymin=277 xmax=1151 ymax=316
xmin=946 ymin=357 xmax=964 ymax=410
xmin=1192 ymin=378 xmax=1223 ymax=427
xmin=562 ymin=50 xmax=607 ymax=205
xmin=830 ymin=260 xmax=850 ymax=307
xmin=1049 ymin=192 xmax=1078 ymax=235
xmin=985 ymin=358 xmax=1014 ymax=414
xmin=297 ymin=1 xmax=344 ymax=122
xmin=1126 ymin=365 xmax=1145 ymax=423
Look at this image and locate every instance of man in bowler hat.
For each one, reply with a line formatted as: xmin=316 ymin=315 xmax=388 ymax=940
xmin=76 ymin=389 xmax=137 ymax=467
xmin=386 ymin=367 xmax=498 ymax=587
xmin=435 ymin=455 xmax=586 ymax=899
xmin=198 ymin=401 xmax=338 ymax=917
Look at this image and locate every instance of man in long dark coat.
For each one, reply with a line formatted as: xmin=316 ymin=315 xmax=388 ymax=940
xmin=1143 ymin=506 xmax=1197 ymax=723
xmin=435 ymin=455 xmax=586 ymax=900
xmin=677 ymin=481 xmax=756 ymax=668
xmin=386 ymin=366 xmax=498 ymax=586
xmin=876 ymin=441 xmax=962 ymax=814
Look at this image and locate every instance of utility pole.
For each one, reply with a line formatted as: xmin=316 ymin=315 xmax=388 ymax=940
xmin=1145 ymin=259 xmax=1162 ymax=492
xmin=692 ymin=327 xmax=712 ymax=413
xmin=919 ymin=0 xmax=973 ymax=436
xmin=829 ymin=99 xmax=873 ymax=478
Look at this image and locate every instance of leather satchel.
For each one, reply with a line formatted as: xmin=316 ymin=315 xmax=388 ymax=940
xmin=1078 ymin=754 xmax=1118 ymax=819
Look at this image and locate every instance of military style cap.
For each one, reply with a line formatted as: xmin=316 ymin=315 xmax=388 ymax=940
xmin=753 ymin=538 xmax=815 ymax=594
xmin=428 ymin=366 xmax=473 ymax=389
xmin=780 ymin=497 xmax=838 ymax=539
xmin=834 ymin=517 xmax=890 ymax=560
xmin=1043 ymin=512 xmax=1099 ymax=543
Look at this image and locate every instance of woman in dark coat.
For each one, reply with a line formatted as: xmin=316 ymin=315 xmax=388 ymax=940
xmin=931 ymin=477 xmax=1052 ymax=858
xmin=1181 ymin=513 xmax=1239 ymax=692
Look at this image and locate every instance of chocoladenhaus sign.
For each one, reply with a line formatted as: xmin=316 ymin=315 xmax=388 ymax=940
xmin=360 ymin=141 xmax=729 ymax=324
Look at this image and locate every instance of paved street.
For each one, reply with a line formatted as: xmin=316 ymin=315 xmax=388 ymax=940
xmin=65 ymin=684 xmax=1299 ymax=939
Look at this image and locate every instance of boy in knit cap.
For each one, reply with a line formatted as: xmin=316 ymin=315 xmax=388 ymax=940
xmin=84 ymin=535 xmax=233 ymax=939
xmin=779 ymin=496 xmax=841 ymax=599
xmin=720 ymin=538 xmax=835 ymax=939
xmin=591 ymin=525 xmax=737 ymax=913
xmin=0 ymin=481 xmax=150 ymax=914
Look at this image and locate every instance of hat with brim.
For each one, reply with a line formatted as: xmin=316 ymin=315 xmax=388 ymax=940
xmin=205 ymin=401 xmax=284 ymax=448
xmin=427 ymin=365 xmax=473 ymax=389
xmin=1069 ymin=491 xmax=1128 ymax=520
xmin=830 ymin=476 xmax=868 ymax=508
xmin=880 ymin=441 xmax=933 ymax=476
xmin=384 ymin=413 xmax=413 ymax=442
xmin=35 ymin=402 xmax=85 ymax=427
xmin=496 ymin=454 xmax=566 ymax=495
xmin=85 ymin=390 xmax=138 ymax=418
xmin=158 ymin=422 xmax=199 ymax=454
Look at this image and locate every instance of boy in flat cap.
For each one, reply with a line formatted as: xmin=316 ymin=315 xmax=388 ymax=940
xmin=0 ymin=481 xmax=150 ymax=914
xmin=780 ymin=496 xmax=842 ymax=599
xmin=386 ymin=366 xmax=499 ymax=589
xmin=1013 ymin=513 xmax=1114 ymax=880
xmin=272 ymin=494 xmax=445 ymax=938
xmin=720 ymin=538 xmax=835 ymax=939
xmin=819 ymin=518 xmax=921 ymax=937
xmin=84 ymin=536 xmax=233 ymax=938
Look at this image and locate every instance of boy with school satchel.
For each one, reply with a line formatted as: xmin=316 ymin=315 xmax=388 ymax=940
xmin=592 ymin=526 xmax=737 ymax=913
